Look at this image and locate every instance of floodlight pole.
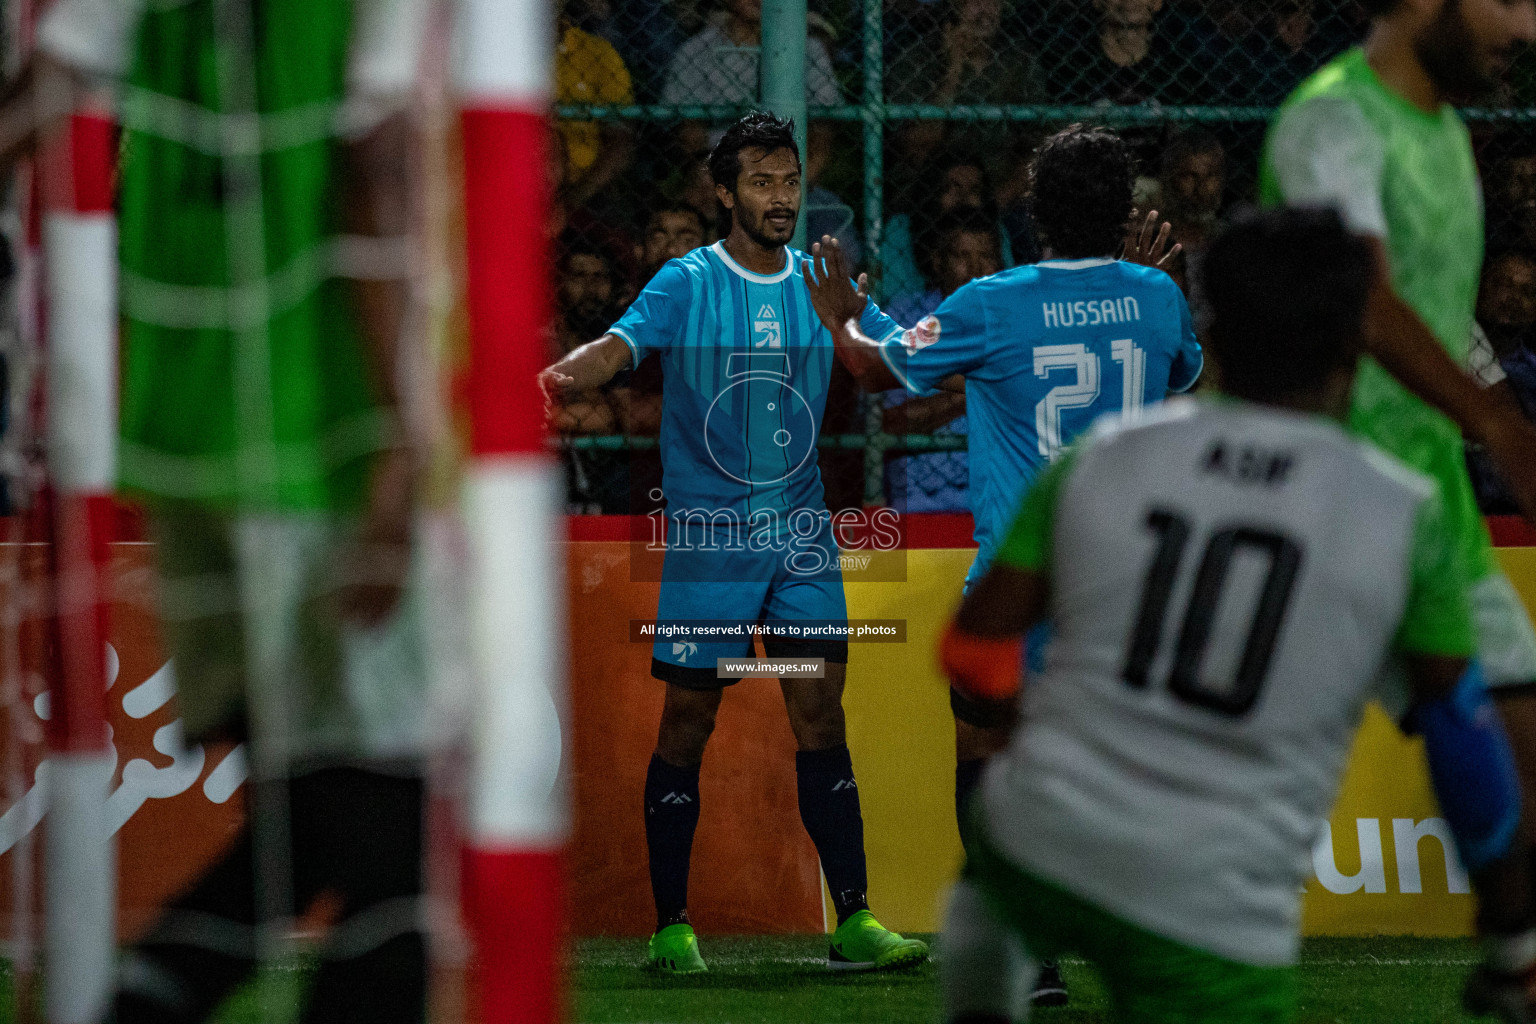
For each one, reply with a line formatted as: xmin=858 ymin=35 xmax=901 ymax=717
xmin=761 ymin=0 xmax=809 ymax=250
xmin=39 ymin=106 xmax=118 ymax=1024
xmin=456 ymin=0 xmax=569 ymax=1021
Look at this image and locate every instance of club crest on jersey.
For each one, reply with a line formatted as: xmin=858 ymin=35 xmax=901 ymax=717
xmin=903 ymin=315 xmax=941 ymax=353
xmin=755 ymin=305 xmax=782 ymax=348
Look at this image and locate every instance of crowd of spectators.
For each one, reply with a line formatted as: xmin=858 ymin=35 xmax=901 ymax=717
xmin=882 ymin=207 xmax=1006 ymax=513
xmin=1469 ymin=245 xmax=1536 ymax=512
xmin=1464 ymin=139 xmax=1536 ymax=513
xmin=560 ymin=0 xmax=1366 ymax=110
xmin=549 ymin=0 xmax=1536 ymax=516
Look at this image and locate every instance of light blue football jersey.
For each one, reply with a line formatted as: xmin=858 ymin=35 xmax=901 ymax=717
xmin=611 ymin=241 xmax=902 ymax=523
xmin=880 ymin=257 xmax=1203 ymax=585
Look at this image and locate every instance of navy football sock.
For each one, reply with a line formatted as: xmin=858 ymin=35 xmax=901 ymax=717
xmin=644 ymin=753 xmax=701 ymax=931
xmin=796 ymin=745 xmax=870 ymax=925
xmin=955 ymin=757 xmax=987 ymax=845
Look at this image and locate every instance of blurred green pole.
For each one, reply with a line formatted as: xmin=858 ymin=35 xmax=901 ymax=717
xmin=761 ymin=0 xmax=808 ymax=249
xmin=861 ymin=0 xmax=886 ymax=504
xmin=862 ymin=0 xmax=884 ymax=292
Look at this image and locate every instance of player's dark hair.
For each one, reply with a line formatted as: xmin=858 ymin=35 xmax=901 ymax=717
xmin=1359 ymin=0 xmax=1402 ymax=18
xmin=708 ymin=111 xmax=801 ymax=193
xmin=1030 ymin=124 xmax=1134 ymax=259
xmin=1159 ymin=128 xmax=1224 ymax=178
xmin=1201 ymin=207 xmax=1373 ymax=404
xmin=919 ymin=206 xmax=1002 ymax=287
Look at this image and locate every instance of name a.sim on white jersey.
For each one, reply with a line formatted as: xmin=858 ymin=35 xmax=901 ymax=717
xmin=1042 ymin=297 xmax=1141 ymax=329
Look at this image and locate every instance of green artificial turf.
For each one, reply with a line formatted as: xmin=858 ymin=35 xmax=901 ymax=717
xmin=572 ymin=934 xmax=1489 ymax=1024
xmin=14 ymin=934 xmax=1482 ymax=1023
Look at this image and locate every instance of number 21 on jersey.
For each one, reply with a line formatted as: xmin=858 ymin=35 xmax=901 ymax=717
xmin=1035 ymin=340 xmax=1147 ymax=461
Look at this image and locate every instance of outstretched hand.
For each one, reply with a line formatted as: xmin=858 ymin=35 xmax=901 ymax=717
xmin=1123 ymin=209 xmax=1181 ymax=271
xmin=802 ymin=235 xmax=869 ymax=333
xmin=537 ymin=365 xmax=578 ymax=423
xmin=538 ymin=366 xmax=577 ymax=404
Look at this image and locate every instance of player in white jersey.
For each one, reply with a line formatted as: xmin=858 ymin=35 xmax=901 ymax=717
xmin=939 ymin=209 xmax=1530 ymax=1023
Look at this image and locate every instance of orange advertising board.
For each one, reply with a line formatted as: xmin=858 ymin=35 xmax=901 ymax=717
xmin=0 ymin=520 xmax=1531 ymax=942
xmin=0 ymin=542 xmax=243 ymax=942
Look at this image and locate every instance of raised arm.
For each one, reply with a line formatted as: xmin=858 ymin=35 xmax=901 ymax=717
xmin=1122 ymin=208 xmax=1182 ymax=271
xmin=953 ymin=563 xmax=1050 ymax=639
xmin=332 ymin=109 xmax=419 ymax=626
xmin=1267 ymin=98 xmax=1536 ymax=524
xmin=802 ymin=236 xmax=903 ymax=392
xmin=940 ymin=453 xmax=1068 ymax=703
xmin=883 ymin=391 xmax=966 ymax=434
xmin=538 ymin=334 xmax=633 ymax=405
xmin=939 ymin=563 xmax=1049 ymax=705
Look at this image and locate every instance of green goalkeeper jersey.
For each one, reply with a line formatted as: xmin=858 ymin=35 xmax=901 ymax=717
xmin=37 ymin=0 xmax=427 ymax=511
xmin=115 ymin=0 xmax=387 ymax=512
xmin=1259 ymin=47 xmax=1496 ymax=580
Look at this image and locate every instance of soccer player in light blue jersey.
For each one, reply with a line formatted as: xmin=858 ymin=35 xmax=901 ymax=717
xmin=539 ymin=112 xmax=928 ymax=976
xmin=805 ymin=124 xmax=1202 ymax=1012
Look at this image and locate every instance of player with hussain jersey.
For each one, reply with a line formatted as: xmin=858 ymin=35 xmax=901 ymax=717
xmin=804 ymin=123 xmax=1200 ymax=1010
xmin=807 ymin=124 xmax=1200 ymax=809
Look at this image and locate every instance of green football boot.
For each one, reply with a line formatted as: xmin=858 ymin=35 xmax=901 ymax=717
xmin=647 ymin=922 xmax=707 ymax=974
xmin=827 ymin=909 xmax=930 ymax=971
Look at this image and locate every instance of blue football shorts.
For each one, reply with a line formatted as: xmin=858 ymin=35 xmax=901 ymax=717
xmin=650 ymin=513 xmax=849 ymax=688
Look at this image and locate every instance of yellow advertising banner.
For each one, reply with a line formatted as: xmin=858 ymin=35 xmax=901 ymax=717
xmin=838 ymin=546 xmax=1536 ymax=938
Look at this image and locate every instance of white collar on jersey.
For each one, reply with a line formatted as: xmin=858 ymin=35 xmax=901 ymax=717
xmin=1037 ymin=257 xmax=1116 ymax=270
xmin=710 ymin=240 xmax=796 ymax=283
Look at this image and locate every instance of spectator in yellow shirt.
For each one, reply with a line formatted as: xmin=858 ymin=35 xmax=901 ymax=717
xmin=557 ymin=2 xmax=634 ymax=208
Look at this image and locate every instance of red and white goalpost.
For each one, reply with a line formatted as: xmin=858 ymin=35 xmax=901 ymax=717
xmin=456 ymin=0 xmax=569 ymax=1021
xmin=38 ymin=102 xmax=118 ymax=1024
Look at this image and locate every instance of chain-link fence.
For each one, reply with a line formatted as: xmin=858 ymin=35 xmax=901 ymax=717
xmin=548 ymin=0 xmax=1536 ymax=515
